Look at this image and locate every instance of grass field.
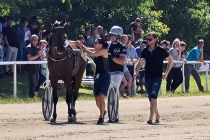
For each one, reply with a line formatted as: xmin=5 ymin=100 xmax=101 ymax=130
xmin=0 ymin=73 xmax=209 ymax=104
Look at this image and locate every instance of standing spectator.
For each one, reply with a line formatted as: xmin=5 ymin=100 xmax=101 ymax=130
xmin=129 ymin=18 xmax=144 ymax=42
xmin=29 ymin=16 xmax=42 ymax=39
xmin=35 ymin=40 xmax=48 ymax=95
xmin=108 ymin=26 xmax=127 ymax=123
xmin=184 ymin=39 xmax=205 ymax=92
xmin=166 ymin=38 xmax=183 ymax=93
xmin=86 ymin=27 xmax=98 ymax=76
xmin=86 ymin=27 xmax=98 ymax=48
xmin=160 ymin=40 xmax=170 ymax=73
xmin=135 ymin=40 xmax=147 ymax=94
xmin=135 ymin=31 xmax=173 ymax=124
xmin=3 ymin=17 xmax=18 ymax=74
xmin=25 ymin=35 xmax=43 ymax=98
xmin=160 ymin=40 xmax=170 ymax=52
xmin=17 ymin=17 xmax=31 ymax=72
xmin=80 ymin=38 xmax=110 ymax=125
xmin=97 ymin=25 xmax=104 ymax=39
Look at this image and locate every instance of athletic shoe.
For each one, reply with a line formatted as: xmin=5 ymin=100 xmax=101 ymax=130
xmin=147 ymin=120 xmax=153 ymax=125
xmin=97 ymin=117 xmax=104 ymax=125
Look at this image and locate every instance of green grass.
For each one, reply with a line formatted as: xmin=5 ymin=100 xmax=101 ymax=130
xmin=0 ymin=73 xmax=209 ymax=104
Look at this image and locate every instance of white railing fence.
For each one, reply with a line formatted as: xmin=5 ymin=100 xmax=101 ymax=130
xmin=0 ymin=60 xmax=210 ymax=98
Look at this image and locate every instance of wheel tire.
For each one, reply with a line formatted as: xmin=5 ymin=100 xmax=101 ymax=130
xmin=42 ymin=85 xmax=54 ymax=121
xmin=107 ymin=87 xmax=119 ymax=122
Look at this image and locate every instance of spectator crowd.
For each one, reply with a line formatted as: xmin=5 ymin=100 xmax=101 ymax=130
xmin=0 ymin=16 xmax=207 ymax=100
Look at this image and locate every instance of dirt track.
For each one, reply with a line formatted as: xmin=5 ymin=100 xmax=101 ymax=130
xmin=0 ymin=96 xmax=210 ymax=140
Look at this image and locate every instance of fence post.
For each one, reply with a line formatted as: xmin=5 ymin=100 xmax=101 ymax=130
xmin=13 ymin=63 xmax=17 ymax=98
xmin=205 ymin=68 xmax=208 ymax=91
xmin=182 ymin=64 xmax=185 ymax=93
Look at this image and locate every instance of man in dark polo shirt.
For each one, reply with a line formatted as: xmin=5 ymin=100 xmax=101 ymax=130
xmin=3 ymin=17 xmax=18 ymax=74
xmin=135 ymin=31 xmax=173 ymax=124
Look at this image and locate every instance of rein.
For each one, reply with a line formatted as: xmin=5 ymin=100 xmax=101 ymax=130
xmin=47 ymin=54 xmax=68 ymax=62
xmin=47 ymin=44 xmax=74 ymax=62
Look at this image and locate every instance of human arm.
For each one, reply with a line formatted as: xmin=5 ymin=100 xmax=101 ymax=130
xmin=134 ymin=58 xmax=145 ymax=76
xmin=163 ymin=55 xmax=173 ymax=79
xmin=27 ymin=52 xmax=42 ymax=61
xmin=26 ymin=47 xmax=43 ymax=61
xmin=3 ymin=36 xmax=10 ymax=47
xmin=82 ymin=45 xmax=108 ymax=58
xmin=111 ymin=54 xmax=127 ymax=65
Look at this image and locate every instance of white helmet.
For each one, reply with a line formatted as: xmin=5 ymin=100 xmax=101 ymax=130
xmin=109 ymin=26 xmax=123 ymax=36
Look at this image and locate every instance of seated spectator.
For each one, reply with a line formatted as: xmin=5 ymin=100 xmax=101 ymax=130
xmin=120 ymin=65 xmax=132 ymax=97
xmin=35 ymin=40 xmax=48 ymax=95
xmin=126 ymin=35 xmax=138 ymax=96
xmin=120 ymin=35 xmax=132 ymax=96
xmin=129 ymin=18 xmax=144 ymax=42
xmin=25 ymin=35 xmax=44 ymax=98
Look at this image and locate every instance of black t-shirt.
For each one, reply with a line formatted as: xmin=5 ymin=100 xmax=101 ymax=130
xmin=25 ymin=44 xmax=40 ymax=73
xmin=108 ymin=42 xmax=127 ymax=72
xmin=94 ymin=56 xmax=109 ymax=74
xmin=3 ymin=26 xmax=18 ymax=47
xmin=141 ymin=45 xmax=169 ymax=78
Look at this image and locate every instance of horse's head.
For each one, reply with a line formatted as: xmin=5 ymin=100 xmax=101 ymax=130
xmin=49 ymin=20 xmax=68 ymax=52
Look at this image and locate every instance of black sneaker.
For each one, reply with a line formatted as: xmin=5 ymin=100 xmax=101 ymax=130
xmin=108 ymin=119 xmax=119 ymax=123
xmin=115 ymin=119 xmax=119 ymax=123
xmin=147 ymin=120 xmax=153 ymax=125
xmin=97 ymin=117 xmax=104 ymax=125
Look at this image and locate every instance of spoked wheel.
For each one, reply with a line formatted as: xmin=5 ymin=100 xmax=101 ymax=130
xmin=42 ymin=85 xmax=54 ymax=121
xmin=107 ymin=86 xmax=118 ymax=122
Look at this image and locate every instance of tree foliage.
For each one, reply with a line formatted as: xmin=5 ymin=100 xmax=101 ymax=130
xmin=1 ymin=0 xmax=210 ymax=56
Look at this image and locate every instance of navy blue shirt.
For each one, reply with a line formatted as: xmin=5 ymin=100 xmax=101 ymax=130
xmin=141 ymin=45 xmax=169 ymax=78
xmin=108 ymin=42 xmax=127 ymax=72
xmin=25 ymin=44 xmax=40 ymax=73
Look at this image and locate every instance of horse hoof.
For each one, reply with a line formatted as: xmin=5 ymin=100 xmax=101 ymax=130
xmin=68 ymin=116 xmax=77 ymax=123
xmin=49 ymin=118 xmax=56 ymax=124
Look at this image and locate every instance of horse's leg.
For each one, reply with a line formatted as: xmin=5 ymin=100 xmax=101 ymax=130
xmin=69 ymin=62 xmax=87 ymax=122
xmin=66 ymin=78 xmax=77 ymax=123
xmin=64 ymin=81 xmax=75 ymax=123
xmin=50 ymin=79 xmax=58 ymax=124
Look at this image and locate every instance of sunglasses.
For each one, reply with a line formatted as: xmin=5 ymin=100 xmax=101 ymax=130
xmin=147 ymin=38 xmax=153 ymax=41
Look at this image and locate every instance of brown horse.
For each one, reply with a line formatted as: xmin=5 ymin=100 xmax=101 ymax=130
xmin=47 ymin=22 xmax=87 ymax=124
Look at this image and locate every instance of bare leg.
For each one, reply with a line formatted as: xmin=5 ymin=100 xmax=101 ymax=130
xmin=126 ymin=76 xmax=133 ymax=95
xmin=149 ymin=99 xmax=156 ymax=121
xmin=95 ymin=96 xmax=100 ymax=110
xmin=99 ymin=95 xmax=105 ymax=118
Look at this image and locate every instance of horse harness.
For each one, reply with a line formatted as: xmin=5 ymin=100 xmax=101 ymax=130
xmin=47 ymin=44 xmax=86 ymax=76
